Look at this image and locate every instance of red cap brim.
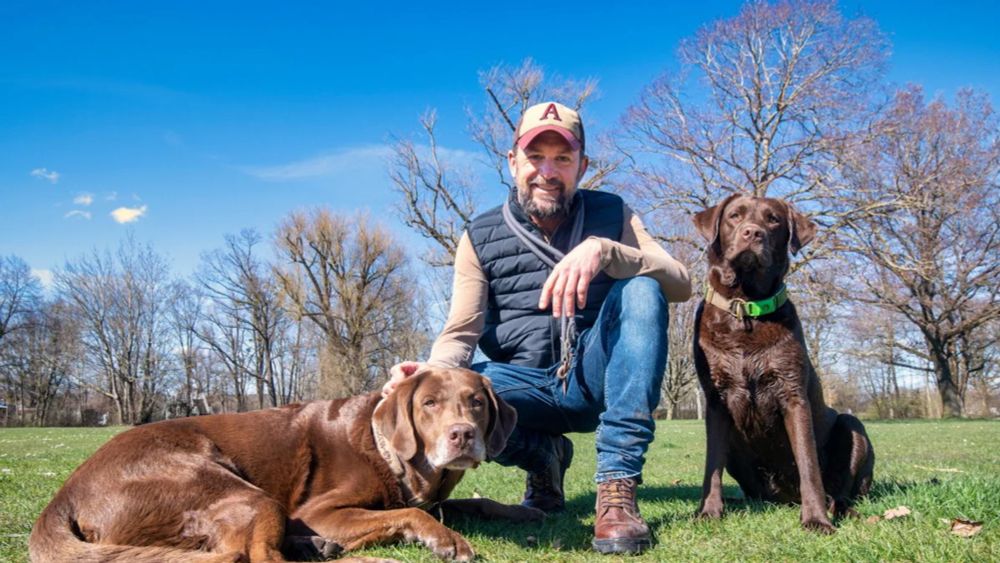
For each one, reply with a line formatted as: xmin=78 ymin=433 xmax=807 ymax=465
xmin=516 ymin=126 xmax=581 ymax=151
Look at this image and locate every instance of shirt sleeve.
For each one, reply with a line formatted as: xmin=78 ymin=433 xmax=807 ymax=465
xmin=427 ymin=232 xmax=488 ymax=368
xmin=589 ymin=205 xmax=693 ymax=302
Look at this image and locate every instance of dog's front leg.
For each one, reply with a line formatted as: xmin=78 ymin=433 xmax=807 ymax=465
xmin=783 ymin=398 xmax=836 ymax=534
xmin=293 ymin=506 xmax=474 ymax=561
xmin=441 ymin=498 xmax=545 ymax=522
xmin=697 ymin=404 xmax=731 ymax=519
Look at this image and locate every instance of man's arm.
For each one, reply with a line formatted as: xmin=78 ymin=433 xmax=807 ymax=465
xmin=538 ymin=205 xmax=692 ymax=319
xmin=384 ymin=232 xmax=486 ymax=396
xmin=426 ymin=232 xmax=488 ymax=368
xmin=590 ymin=205 xmax=692 ymax=302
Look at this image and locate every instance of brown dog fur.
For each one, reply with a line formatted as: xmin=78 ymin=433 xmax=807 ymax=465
xmin=29 ymin=368 xmax=538 ymax=562
xmin=692 ymin=194 xmax=874 ymax=533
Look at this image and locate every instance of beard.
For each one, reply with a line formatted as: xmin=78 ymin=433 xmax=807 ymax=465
xmin=517 ymin=179 xmax=572 ymax=220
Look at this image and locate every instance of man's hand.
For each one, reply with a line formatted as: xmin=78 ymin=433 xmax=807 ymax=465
xmin=539 ymin=238 xmax=603 ymax=318
xmin=382 ymin=361 xmax=428 ymax=397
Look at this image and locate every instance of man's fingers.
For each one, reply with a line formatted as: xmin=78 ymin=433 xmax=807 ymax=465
xmin=576 ymin=272 xmax=590 ymax=309
xmin=550 ymin=270 xmax=568 ymax=317
xmin=539 ymin=271 xmax=556 ymax=310
xmin=562 ymin=270 xmax=579 ymax=318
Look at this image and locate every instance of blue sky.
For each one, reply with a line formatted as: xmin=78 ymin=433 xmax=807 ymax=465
xmin=3 ymin=1 xmax=998 ymax=285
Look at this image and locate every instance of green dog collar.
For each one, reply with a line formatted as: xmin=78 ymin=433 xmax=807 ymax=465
xmin=705 ymin=284 xmax=788 ymax=320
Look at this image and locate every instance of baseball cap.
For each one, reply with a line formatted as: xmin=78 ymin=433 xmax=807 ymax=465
xmin=515 ymin=101 xmax=585 ymax=152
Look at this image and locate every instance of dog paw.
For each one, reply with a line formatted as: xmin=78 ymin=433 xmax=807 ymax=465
xmin=696 ymin=500 xmax=724 ymax=520
xmin=802 ymin=516 xmax=836 ymax=534
xmin=425 ymin=529 xmax=475 ymax=561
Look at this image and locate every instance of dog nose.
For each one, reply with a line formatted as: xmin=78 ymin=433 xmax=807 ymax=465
xmin=740 ymin=224 xmax=765 ymax=241
xmin=447 ymin=424 xmax=475 ymax=448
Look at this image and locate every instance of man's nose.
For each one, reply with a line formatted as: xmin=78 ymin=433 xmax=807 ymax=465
xmin=537 ymin=159 xmax=558 ymax=178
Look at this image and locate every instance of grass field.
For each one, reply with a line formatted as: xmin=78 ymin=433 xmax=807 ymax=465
xmin=2 ymin=420 xmax=998 ymax=562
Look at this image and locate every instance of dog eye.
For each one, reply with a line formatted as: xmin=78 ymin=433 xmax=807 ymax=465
xmin=423 ymin=398 xmax=437 ymax=408
xmin=469 ymin=397 xmax=484 ymax=408
xmin=728 ymin=211 xmax=740 ymax=220
xmin=766 ymin=214 xmax=780 ymax=224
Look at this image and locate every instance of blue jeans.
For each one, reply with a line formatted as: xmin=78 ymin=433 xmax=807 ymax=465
xmin=473 ymin=277 xmax=668 ymax=483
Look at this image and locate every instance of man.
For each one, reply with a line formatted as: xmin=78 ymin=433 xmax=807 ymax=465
xmin=385 ymin=101 xmax=691 ymax=554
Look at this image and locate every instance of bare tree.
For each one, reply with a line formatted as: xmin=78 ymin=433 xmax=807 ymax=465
xmin=0 ymin=300 xmax=81 ymax=425
xmin=56 ymin=236 xmax=173 ymax=424
xmin=274 ymin=210 xmax=427 ymax=397
xmin=167 ymin=280 xmax=211 ymax=416
xmin=0 ymin=255 xmax=42 ymax=344
xmin=618 ymin=0 xmax=887 ymax=217
xmin=838 ymin=86 xmax=1000 ymax=417
xmin=196 ymin=230 xmax=287 ymax=410
xmin=389 ymin=59 xmax=611 ymax=267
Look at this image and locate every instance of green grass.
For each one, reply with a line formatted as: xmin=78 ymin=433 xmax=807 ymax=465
xmin=2 ymin=420 xmax=998 ymax=561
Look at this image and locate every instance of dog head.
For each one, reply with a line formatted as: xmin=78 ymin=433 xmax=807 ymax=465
xmin=693 ymin=194 xmax=816 ymax=290
xmin=373 ymin=367 xmax=517 ymax=470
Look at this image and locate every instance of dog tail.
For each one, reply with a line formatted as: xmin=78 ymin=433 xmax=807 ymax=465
xmin=29 ymin=501 xmax=245 ymax=563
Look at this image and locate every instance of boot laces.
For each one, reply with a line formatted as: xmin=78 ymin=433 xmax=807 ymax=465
xmin=599 ymin=478 xmax=637 ymax=510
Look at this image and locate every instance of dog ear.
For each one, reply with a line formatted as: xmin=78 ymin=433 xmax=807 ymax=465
xmin=481 ymin=376 xmax=518 ymax=458
xmin=786 ymin=202 xmax=817 ymax=255
xmin=373 ymin=374 xmax=422 ymax=461
xmin=693 ymin=192 xmax=741 ymax=247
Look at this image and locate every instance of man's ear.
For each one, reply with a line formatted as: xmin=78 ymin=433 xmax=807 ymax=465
xmin=373 ymin=374 xmax=423 ymax=461
xmin=786 ymin=202 xmax=817 ymax=255
xmin=481 ymin=376 xmax=517 ymax=458
xmin=507 ymin=149 xmax=518 ymax=178
xmin=693 ymin=192 xmax=741 ymax=248
xmin=577 ymin=154 xmax=589 ymax=181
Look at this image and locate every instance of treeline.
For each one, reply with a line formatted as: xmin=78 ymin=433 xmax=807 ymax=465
xmin=0 ymin=212 xmax=428 ymax=426
xmin=2 ymin=1 xmax=998 ymax=425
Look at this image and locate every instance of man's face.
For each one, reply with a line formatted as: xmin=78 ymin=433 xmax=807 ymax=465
xmin=507 ymin=131 xmax=589 ymax=220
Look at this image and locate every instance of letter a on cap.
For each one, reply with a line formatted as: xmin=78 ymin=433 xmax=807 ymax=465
xmin=539 ymin=103 xmax=562 ymax=122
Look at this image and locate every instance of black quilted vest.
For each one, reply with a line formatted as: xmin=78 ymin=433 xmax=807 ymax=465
xmin=467 ymin=189 xmax=625 ymax=368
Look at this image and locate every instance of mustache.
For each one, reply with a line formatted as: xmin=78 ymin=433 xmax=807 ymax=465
xmin=530 ymin=179 xmax=566 ymax=190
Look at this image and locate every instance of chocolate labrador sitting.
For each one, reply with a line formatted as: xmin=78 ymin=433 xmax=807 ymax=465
xmin=692 ymin=194 xmax=874 ymax=533
xmin=30 ymin=368 xmax=541 ymax=562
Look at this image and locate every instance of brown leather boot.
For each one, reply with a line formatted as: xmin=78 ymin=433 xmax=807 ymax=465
xmin=521 ymin=435 xmax=573 ymax=513
xmin=592 ymin=477 xmax=651 ymax=554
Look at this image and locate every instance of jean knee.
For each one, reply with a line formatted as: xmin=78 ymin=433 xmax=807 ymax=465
xmin=614 ymin=277 xmax=667 ymax=323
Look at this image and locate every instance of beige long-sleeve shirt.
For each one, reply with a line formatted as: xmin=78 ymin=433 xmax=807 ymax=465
xmin=427 ymin=205 xmax=692 ymax=368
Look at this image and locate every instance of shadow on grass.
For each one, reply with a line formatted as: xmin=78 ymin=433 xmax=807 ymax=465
xmin=447 ymin=477 xmax=933 ymax=553
xmin=447 ymin=484 xmax=777 ymax=553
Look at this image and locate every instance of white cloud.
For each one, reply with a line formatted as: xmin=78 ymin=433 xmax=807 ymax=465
xmin=64 ymin=210 xmax=92 ymax=220
xmin=241 ymin=145 xmax=394 ymax=181
xmin=240 ymin=144 xmax=482 ymax=182
xmin=30 ymin=269 xmax=54 ymax=288
xmin=73 ymin=193 xmax=94 ymax=206
xmin=110 ymin=205 xmax=147 ymax=224
xmin=30 ymin=168 xmax=60 ymax=183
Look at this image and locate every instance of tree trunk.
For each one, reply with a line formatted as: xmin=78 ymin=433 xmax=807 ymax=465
xmin=929 ymin=340 xmax=964 ymax=418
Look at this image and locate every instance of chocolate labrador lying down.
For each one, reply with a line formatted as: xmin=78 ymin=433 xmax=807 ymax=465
xmin=30 ymin=368 xmax=541 ymax=562
xmin=692 ymin=194 xmax=874 ymax=533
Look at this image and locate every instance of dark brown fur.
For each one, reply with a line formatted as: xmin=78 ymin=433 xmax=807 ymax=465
xmin=692 ymin=194 xmax=874 ymax=533
xmin=29 ymin=368 xmax=534 ymax=562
